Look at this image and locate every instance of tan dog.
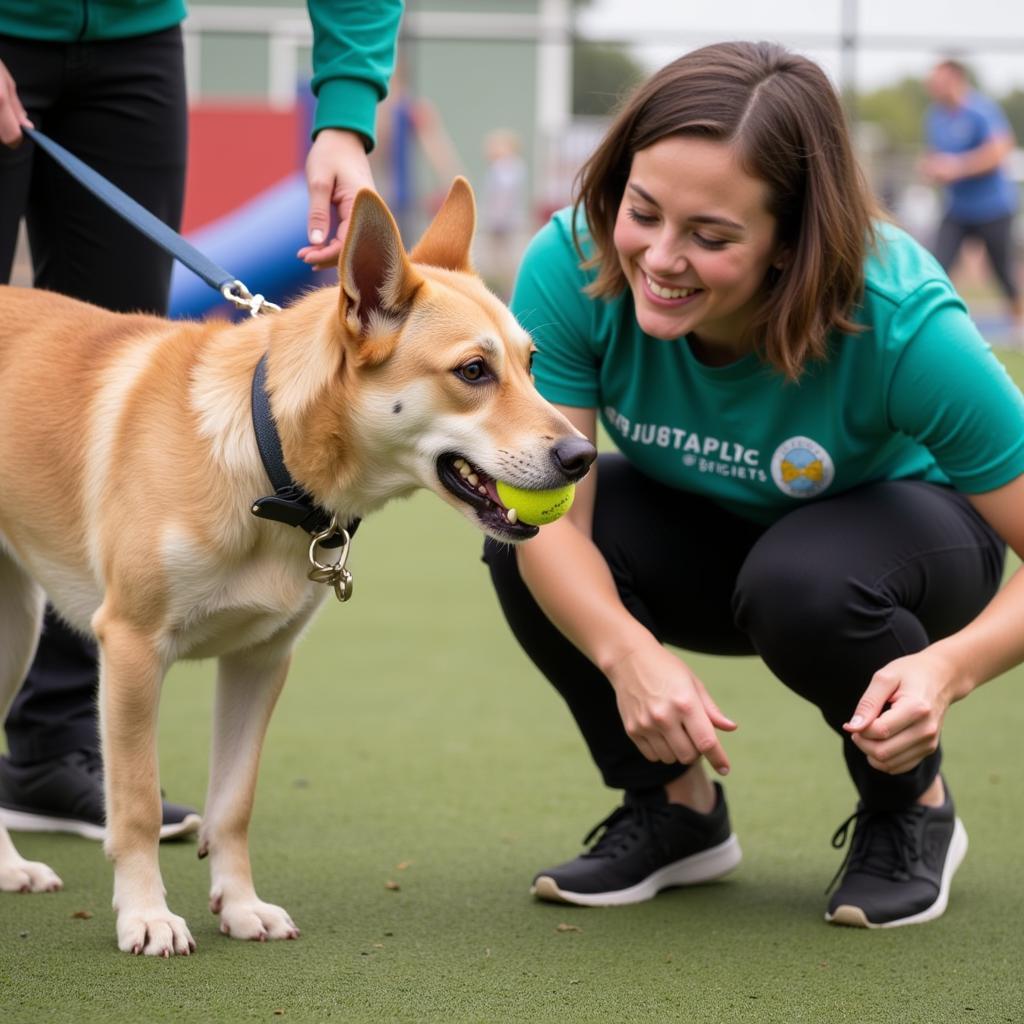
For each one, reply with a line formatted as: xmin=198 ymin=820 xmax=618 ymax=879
xmin=0 ymin=180 xmax=595 ymax=956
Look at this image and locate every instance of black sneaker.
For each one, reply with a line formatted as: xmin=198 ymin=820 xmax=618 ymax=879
xmin=825 ymin=783 xmax=967 ymax=928
xmin=531 ymin=783 xmax=741 ymax=906
xmin=0 ymin=750 xmax=201 ymax=842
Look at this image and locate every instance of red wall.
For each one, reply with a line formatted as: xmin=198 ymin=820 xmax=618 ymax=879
xmin=182 ymin=105 xmax=305 ymax=232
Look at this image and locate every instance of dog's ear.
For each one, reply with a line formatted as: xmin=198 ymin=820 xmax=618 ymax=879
xmin=338 ymin=189 xmax=423 ymax=362
xmin=409 ymin=177 xmax=476 ymax=272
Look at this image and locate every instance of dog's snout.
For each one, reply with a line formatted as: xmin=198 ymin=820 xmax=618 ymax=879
xmin=553 ymin=436 xmax=597 ymax=481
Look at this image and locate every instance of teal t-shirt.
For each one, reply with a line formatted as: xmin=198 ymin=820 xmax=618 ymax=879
xmin=511 ymin=210 xmax=1024 ymax=525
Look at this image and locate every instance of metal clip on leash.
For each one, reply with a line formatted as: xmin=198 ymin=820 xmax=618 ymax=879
xmin=221 ymin=280 xmax=282 ymax=318
xmin=307 ymin=516 xmax=354 ymax=602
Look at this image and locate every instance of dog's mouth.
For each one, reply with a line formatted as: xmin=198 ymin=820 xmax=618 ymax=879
xmin=437 ymin=454 xmax=539 ymax=540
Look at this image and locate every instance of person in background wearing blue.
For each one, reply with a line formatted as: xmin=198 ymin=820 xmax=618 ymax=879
xmin=485 ymin=41 xmax=1024 ymax=928
xmin=0 ymin=0 xmax=403 ymax=841
xmin=921 ymin=58 xmax=1023 ymax=343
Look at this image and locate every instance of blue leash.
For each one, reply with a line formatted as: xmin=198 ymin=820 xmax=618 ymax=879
xmin=23 ymin=126 xmax=278 ymax=316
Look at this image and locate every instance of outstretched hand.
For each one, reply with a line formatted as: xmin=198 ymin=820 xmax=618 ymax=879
xmin=606 ymin=640 xmax=736 ymax=775
xmin=918 ymin=152 xmax=962 ymax=185
xmin=843 ymin=648 xmax=964 ymax=775
xmin=298 ymin=128 xmax=377 ymax=267
xmin=0 ymin=59 xmax=32 ymax=148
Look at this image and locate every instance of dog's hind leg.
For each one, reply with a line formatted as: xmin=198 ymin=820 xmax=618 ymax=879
xmin=0 ymin=551 xmax=62 ymax=893
xmin=94 ymin=608 xmax=194 ymax=956
xmin=201 ymin=637 xmax=299 ymax=942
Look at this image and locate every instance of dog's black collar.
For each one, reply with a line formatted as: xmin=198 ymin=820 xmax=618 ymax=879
xmin=249 ymin=353 xmax=357 ymax=548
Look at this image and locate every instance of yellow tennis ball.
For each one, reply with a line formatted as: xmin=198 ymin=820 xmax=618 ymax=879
xmin=495 ymin=480 xmax=575 ymax=526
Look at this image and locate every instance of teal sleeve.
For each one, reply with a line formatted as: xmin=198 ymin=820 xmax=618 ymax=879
xmin=886 ymin=281 xmax=1024 ymax=492
xmin=307 ymin=0 xmax=403 ymax=148
xmin=510 ymin=215 xmax=601 ymax=409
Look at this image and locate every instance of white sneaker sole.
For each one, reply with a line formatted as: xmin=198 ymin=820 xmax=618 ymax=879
xmin=0 ymin=806 xmax=202 ymax=842
xmin=531 ymin=832 xmax=742 ymax=907
xmin=825 ymin=816 xmax=968 ymax=928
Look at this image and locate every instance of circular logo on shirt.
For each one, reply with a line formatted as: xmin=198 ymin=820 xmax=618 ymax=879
xmin=770 ymin=436 xmax=835 ymax=499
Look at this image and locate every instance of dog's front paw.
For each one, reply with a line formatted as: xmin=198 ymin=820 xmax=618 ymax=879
xmin=0 ymin=856 xmax=63 ymax=893
xmin=117 ymin=907 xmax=196 ymax=957
xmin=215 ymin=897 xmax=300 ymax=942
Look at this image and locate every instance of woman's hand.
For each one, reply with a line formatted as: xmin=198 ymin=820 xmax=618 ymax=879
xmin=848 ymin=475 xmax=1024 ymax=776
xmin=605 ymin=639 xmax=736 ymax=775
xmin=0 ymin=59 xmax=32 ymax=148
xmin=299 ymin=128 xmax=377 ymax=266
xmin=843 ymin=647 xmax=968 ymax=775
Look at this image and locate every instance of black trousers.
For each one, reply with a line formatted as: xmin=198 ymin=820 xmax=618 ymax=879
xmin=0 ymin=27 xmax=187 ymax=762
xmin=932 ymin=211 xmax=1020 ymax=304
xmin=485 ymin=455 xmax=1005 ymax=811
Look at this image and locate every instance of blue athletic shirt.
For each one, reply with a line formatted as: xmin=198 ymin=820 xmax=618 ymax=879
xmin=925 ymin=91 xmax=1019 ymax=224
xmin=511 ymin=210 xmax=1024 ymax=525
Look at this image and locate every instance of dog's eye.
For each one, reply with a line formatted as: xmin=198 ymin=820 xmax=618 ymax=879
xmin=456 ymin=359 xmax=489 ymax=383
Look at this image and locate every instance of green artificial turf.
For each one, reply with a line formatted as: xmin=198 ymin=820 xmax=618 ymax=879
xmin=2 ymin=350 xmax=1024 ymax=1024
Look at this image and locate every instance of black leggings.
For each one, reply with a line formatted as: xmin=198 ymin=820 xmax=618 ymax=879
xmin=0 ymin=27 xmax=187 ymax=762
xmin=485 ymin=455 xmax=1005 ymax=811
xmin=932 ymin=212 xmax=1020 ymax=304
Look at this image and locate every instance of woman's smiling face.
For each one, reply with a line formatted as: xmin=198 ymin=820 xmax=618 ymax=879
xmin=612 ymin=134 xmax=782 ymax=362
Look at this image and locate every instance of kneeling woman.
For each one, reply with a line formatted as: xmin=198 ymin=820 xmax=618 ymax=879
xmin=485 ymin=41 xmax=1024 ymax=927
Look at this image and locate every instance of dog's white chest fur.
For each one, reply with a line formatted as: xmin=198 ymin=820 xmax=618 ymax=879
xmin=158 ymin=525 xmax=325 ymax=660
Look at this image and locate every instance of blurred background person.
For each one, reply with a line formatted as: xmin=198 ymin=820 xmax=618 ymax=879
xmin=920 ymin=58 xmax=1023 ymax=343
xmin=372 ymin=53 xmax=462 ymax=248
xmin=481 ymin=128 xmax=528 ymax=299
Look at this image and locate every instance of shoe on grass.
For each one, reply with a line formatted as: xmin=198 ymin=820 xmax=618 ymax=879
xmin=825 ymin=782 xmax=967 ymax=928
xmin=0 ymin=749 xmax=201 ymax=841
xmin=531 ymin=783 xmax=741 ymax=907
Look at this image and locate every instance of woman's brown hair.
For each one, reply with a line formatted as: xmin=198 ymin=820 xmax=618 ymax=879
xmin=574 ymin=41 xmax=879 ymax=380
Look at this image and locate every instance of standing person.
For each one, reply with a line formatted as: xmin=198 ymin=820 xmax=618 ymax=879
xmin=481 ymin=128 xmax=528 ymax=299
xmin=920 ymin=58 xmax=1023 ymax=341
xmin=485 ymin=41 xmax=1024 ymax=928
xmin=0 ymin=0 xmax=403 ymax=841
xmin=370 ymin=54 xmax=463 ymax=247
